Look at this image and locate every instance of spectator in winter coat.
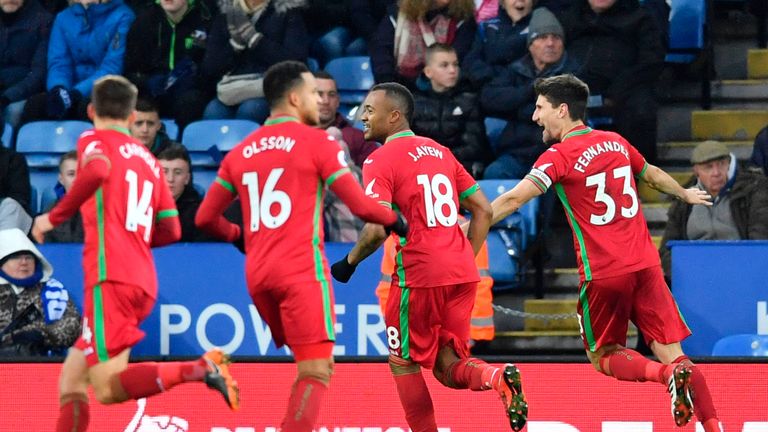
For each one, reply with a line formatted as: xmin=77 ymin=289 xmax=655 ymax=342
xmin=124 ymin=0 xmax=214 ymax=130
xmin=659 ymin=141 xmax=768 ymax=277
xmin=0 ymin=228 xmax=81 ymax=356
xmin=462 ymin=0 xmax=534 ymax=89
xmin=412 ymin=43 xmax=491 ymax=178
xmin=0 ymin=0 xmax=52 ymax=128
xmin=44 ymin=151 xmax=84 ymax=243
xmin=559 ymin=0 xmax=665 ymax=163
xmin=20 ymin=0 xmax=135 ymax=122
xmin=369 ymin=0 xmax=477 ymax=91
xmin=201 ymin=0 xmax=309 ymax=123
xmin=480 ymin=7 xmax=576 ymax=179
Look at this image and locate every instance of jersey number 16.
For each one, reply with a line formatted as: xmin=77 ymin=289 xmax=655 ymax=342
xmin=243 ymin=168 xmax=292 ymax=231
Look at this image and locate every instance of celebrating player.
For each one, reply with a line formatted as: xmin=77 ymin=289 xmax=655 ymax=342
xmin=330 ymin=82 xmax=528 ymax=431
xmin=486 ymin=74 xmax=720 ymax=431
xmin=31 ymin=75 xmax=239 ymax=432
xmin=195 ymin=61 xmax=408 ymax=432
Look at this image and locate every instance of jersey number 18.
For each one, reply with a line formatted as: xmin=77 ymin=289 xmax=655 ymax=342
xmin=416 ymin=173 xmax=457 ymax=227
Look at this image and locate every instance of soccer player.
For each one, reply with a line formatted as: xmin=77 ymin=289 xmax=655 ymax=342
xmin=486 ymin=74 xmax=720 ymax=431
xmin=194 ymin=61 xmax=408 ymax=432
xmin=330 ymin=82 xmax=528 ymax=432
xmin=31 ymin=75 xmax=239 ymax=432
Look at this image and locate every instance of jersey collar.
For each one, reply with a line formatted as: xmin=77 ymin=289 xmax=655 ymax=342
xmin=385 ymin=130 xmax=415 ymax=143
xmin=264 ymin=115 xmax=299 ymax=126
xmin=106 ymin=125 xmax=131 ymax=136
xmin=561 ymin=125 xmax=592 ymax=142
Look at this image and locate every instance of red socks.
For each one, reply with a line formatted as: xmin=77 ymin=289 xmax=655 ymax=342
xmin=446 ymin=357 xmax=501 ymax=391
xmin=598 ymin=349 xmax=666 ymax=383
xmin=280 ymin=377 xmax=328 ymax=432
xmin=673 ymin=356 xmax=719 ymax=426
xmin=119 ymin=359 xmax=208 ymax=399
xmin=392 ymin=372 xmax=437 ymax=432
xmin=56 ymin=393 xmax=89 ymax=432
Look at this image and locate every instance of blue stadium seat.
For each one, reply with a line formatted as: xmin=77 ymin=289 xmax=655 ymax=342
xmin=2 ymin=122 xmax=12 ymax=148
xmin=193 ymin=169 xmax=218 ymax=195
xmin=29 ymin=170 xmax=60 ymax=214
xmin=307 ymin=57 xmax=320 ymax=72
xmin=711 ymin=334 xmax=768 ymax=357
xmin=478 ymin=179 xmax=539 ymax=243
xmin=484 ymin=117 xmax=507 ymax=153
xmin=666 ymin=0 xmax=707 ymax=64
xmin=478 ymin=179 xmax=540 ymax=289
xmin=325 ymin=56 xmax=374 ymax=105
xmin=16 ymin=121 xmax=91 ymax=168
xmin=162 ymin=119 xmax=179 ymax=141
xmin=182 ymin=120 xmax=259 ymax=167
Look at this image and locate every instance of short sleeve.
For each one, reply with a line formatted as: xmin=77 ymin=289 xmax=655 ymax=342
xmin=155 ymin=170 xmax=178 ymax=221
xmin=454 ymin=155 xmax=478 ymax=200
xmin=313 ymin=131 xmax=352 ymax=187
xmin=625 ymin=139 xmax=648 ymax=177
xmin=76 ymin=131 xmax=106 ymax=167
xmin=214 ymin=153 xmax=237 ymax=194
xmin=361 ymin=151 xmax=393 ymax=207
xmin=524 ymin=146 xmax=569 ymax=193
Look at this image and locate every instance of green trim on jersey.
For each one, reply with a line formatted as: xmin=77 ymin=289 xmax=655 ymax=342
xmin=525 ymin=175 xmax=548 ymax=193
xmin=215 ymin=177 xmax=236 ymax=194
xmin=325 ymin=167 xmax=351 ymax=187
xmin=579 ymin=281 xmax=597 ymax=352
xmin=379 ymin=201 xmax=392 ymax=208
xmin=554 ymin=184 xmax=593 ymax=281
xmin=385 ymin=130 xmax=415 ymax=143
xmin=395 ymin=234 xmax=407 ymax=288
xmin=106 ymin=125 xmax=131 ymax=136
xmin=312 ymin=181 xmax=335 ymax=341
xmin=93 ymin=283 xmax=109 ymax=362
xmin=96 ymin=188 xmax=107 ymax=282
xmin=561 ymin=126 xmax=593 ymax=142
xmin=459 ymin=184 xmax=479 ymax=201
xmin=638 ymin=162 xmax=649 ymax=179
xmin=398 ymin=285 xmax=411 ymax=360
xmin=156 ymin=209 xmax=179 ymax=221
xmin=264 ymin=116 xmax=299 ymax=126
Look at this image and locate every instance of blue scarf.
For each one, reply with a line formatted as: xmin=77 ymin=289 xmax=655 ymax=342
xmin=0 ymin=265 xmax=43 ymax=287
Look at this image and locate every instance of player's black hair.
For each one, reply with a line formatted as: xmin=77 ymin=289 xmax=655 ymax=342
xmin=369 ymin=82 xmax=414 ymax=124
xmin=533 ymin=74 xmax=589 ymax=122
xmin=264 ymin=61 xmax=311 ymax=109
xmin=92 ymin=75 xmax=138 ymax=120
xmin=313 ymin=70 xmax=335 ymax=81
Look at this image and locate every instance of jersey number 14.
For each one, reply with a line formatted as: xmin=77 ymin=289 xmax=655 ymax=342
xmin=125 ymin=169 xmax=154 ymax=242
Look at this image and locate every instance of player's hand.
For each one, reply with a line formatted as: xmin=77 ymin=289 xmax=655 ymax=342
xmin=384 ymin=211 xmax=408 ymax=237
xmin=331 ymin=254 xmax=358 ymax=283
xmin=680 ymin=188 xmax=713 ymax=206
xmin=31 ymin=213 xmax=54 ymax=244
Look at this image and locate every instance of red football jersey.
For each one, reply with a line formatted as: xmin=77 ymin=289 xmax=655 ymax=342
xmin=525 ymin=125 xmax=659 ymax=281
xmin=76 ymin=128 xmax=177 ymax=294
xmin=363 ymin=131 xmax=479 ymax=289
xmin=215 ymin=116 xmax=352 ymax=287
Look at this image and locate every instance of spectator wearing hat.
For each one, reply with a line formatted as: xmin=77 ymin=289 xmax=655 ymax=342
xmin=659 ymin=141 xmax=768 ymax=277
xmin=0 ymin=228 xmax=81 ymax=356
xmin=480 ymin=6 xmax=577 ymax=179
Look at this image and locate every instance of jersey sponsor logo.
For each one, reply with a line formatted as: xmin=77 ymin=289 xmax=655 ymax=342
xmin=364 ymin=179 xmax=378 ymax=198
xmin=407 ymin=145 xmax=444 ymax=162
xmin=547 ymin=148 xmax=558 ymax=152
xmin=82 ymin=317 xmax=93 ymax=344
xmin=537 ymin=163 xmax=554 ymax=172
xmin=528 ymin=168 xmax=553 ymax=188
xmin=363 ymin=158 xmax=373 ymax=165
xmin=242 ymin=136 xmax=296 ymax=158
xmin=83 ymin=140 xmax=103 ymax=156
xmin=119 ymin=143 xmax=161 ymax=178
xmin=337 ymin=150 xmax=349 ymax=167
xmin=573 ymin=141 xmax=630 ymax=173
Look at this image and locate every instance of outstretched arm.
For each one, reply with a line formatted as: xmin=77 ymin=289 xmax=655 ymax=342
xmin=490 ymin=179 xmax=543 ymax=225
xmin=642 ymin=164 xmax=712 ymax=206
